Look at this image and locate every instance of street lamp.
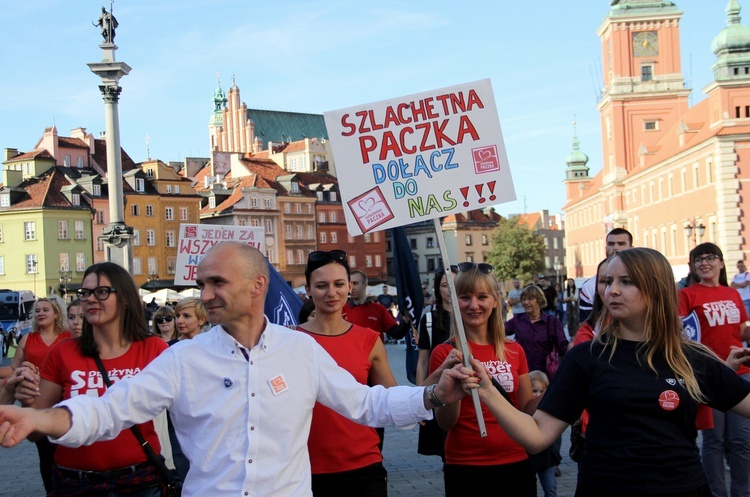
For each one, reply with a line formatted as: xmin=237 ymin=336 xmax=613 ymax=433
xmin=59 ymin=270 xmax=72 ymax=301
xmin=684 ymin=219 xmax=706 ymax=248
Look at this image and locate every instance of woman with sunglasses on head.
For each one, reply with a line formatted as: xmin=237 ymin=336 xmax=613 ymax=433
xmin=678 ymin=242 xmax=750 ymax=497
xmin=14 ymin=262 xmax=168 ymax=497
xmin=297 ymin=249 xmax=397 ymax=497
xmin=9 ymin=297 xmax=70 ymax=493
xmin=152 ymin=306 xmax=177 ymax=342
xmin=462 ymin=248 xmax=750 ymax=497
xmin=429 ymin=262 xmax=536 ymax=496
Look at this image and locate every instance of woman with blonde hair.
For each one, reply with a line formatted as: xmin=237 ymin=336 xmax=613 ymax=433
xmin=151 ymin=306 xmax=177 ymax=342
xmin=11 ymin=297 xmax=70 ymax=493
xmin=462 ymin=248 xmax=750 ymax=497
xmin=173 ymin=298 xmax=207 ymax=342
xmin=428 ymin=262 xmax=534 ymax=496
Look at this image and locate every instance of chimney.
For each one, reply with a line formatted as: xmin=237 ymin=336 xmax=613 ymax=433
xmin=2 ymin=169 xmax=23 ymax=188
xmin=4 ymin=148 xmax=19 ymax=161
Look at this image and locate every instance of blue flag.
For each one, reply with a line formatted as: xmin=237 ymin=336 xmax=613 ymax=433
xmin=390 ymin=227 xmax=424 ymax=384
xmin=264 ymin=261 xmax=303 ymax=328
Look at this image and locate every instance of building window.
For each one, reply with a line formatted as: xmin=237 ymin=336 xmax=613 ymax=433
xmin=644 ymin=120 xmax=657 ymax=131
xmin=266 ymin=249 xmax=275 ymax=263
xmin=331 ymin=232 xmax=338 ymax=243
xmin=64 ymin=155 xmax=71 ymax=166
xmin=58 ymin=221 xmax=69 ymax=240
xmin=166 ymin=231 xmax=175 ymax=247
xmin=146 ymin=169 xmax=154 ymax=178
xmin=166 ymin=185 xmax=172 ymax=194
xmin=427 ymin=258 xmax=436 ymax=272
xmin=74 ymin=220 xmax=85 ymax=239
xmin=426 ymin=237 xmax=434 ymax=248
xmin=25 ymin=221 xmax=36 ymax=241
xmin=295 ymin=225 xmax=302 ymax=239
xmin=77 ymin=156 xmax=84 ymax=168
xmin=364 ymin=233 xmax=371 ymax=243
xmin=285 ymin=225 xmax=293 ymax=240
xmin=349 ymin=255 xmax=356 ymax=267
xmin=291 ymin=182 xmax=300 ymax=194
xmin=307 ymin=225 xmax=314 ymax=239
xmin=97 ymin=237 xmax=104 ymax=252
xmin=641 ymin=64 xmax=653 ymax=82
xmin=329 ymin=212 xmax=337 ymax=223
xmin=180 ymin=207 xmax=188 ymax=221
xmin=96 ymin=210 xmax=105 ymax=224
xmin=133 ymin=258 xmax=142 ymax=275
xmin=71 ymin=194 xmax=80 ymax=206
xmin=167 ymin=257 xmax=176 ymax=275
xmin=295 ymin=204 xmax=302 ymax=214
xmin=330 ymin=192 xmax=337 ymax=202
xmin=146 ymin=205 xmax=154 ymax=216
xmin=366 ymin=255 xmax=373 ymax=267
xmin=296 ymin=249 xmax=305 ymax=265
xmin=465 ymin=235 xmax=473 ymax=246
xmin=410 ymin=238 xmax=417 ymax=250
xmin=239 ymin=219 xmax=247 ymax=226
xmin=482 ymin=234 xmax=489 ymax=245
xmin=136 ymin=178 xmax=145 ymax=192
xmin=306 ymin=204 xmax=313 ymax=214
xmin=320 ymin=232 xmax=327 ymax=244
xmin=131 ymin=204 xmax=140 ymax=216
xmin=174 ymin=185 xmax=180 ymax=194
xmin=286 ymin=250 xmax=294 ymax=265
xmin=146 ymin=229 xmax=156 ymax=246
xmin=317 ymin=191 xmax=324 ymax=201
xmin=133 ymin=229 xmax=141 ymax=246
xmin=375 ymin=255 xmax=382 ymax=267
xmin=466 ymin=253 xmax=474 ymax=263
xmin=373 ymin=232 xmax=380 ymax=242
xmin=251 ymin=197 xmax=258 ymax=208
xmin=319 ymin=213 xmax=326 ymax=223
xmin=165 ymin=207 xmax=174 ymax=221
xmin=76 ymin=253 xmax=86 ymax=272
xmin=284 ymin=204 xmax=291 ymax=214
xmin=264 ymin=198 xmax=272 ymax=208
xmin=92 ymin=184 xmax=101 ymax=196
xmin=148 ymin=257 xmax=157 ymax=275
xmin=348 ymin=235 xmax=354 ymax=244
xmin=209 ymin=197 xmax=216 ymax=209
xmin=0 ymin=195 xmax=9 ymax=207
xmin=26 ymin=254 xmax=37 ymax=273
xmin=59 ymin=253 xmax=70 ymax=272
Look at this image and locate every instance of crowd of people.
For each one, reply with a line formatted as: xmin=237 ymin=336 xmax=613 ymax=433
xmin=0 ymin=233 xmax=748 ymax=497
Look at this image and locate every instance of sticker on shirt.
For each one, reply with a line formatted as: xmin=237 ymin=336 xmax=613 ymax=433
xmin=702 ymin=300 xmax=742 ymax=325
xmin=484 ymin=359 xmax=515 ymax=393
xmin=681 ymin=311 xmax=700 ymax=342
xmin=659 ymin=390 xmax=680 ymax=411
xmin=268 ymin=374 xmax=289 ymax=396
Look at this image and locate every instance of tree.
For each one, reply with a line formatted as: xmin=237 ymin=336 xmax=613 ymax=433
xmin=485 ymin=217 xmax=546 ymax=283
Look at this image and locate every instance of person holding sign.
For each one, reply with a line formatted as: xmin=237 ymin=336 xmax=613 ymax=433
xmin=297 ymin=250 xmax=397 ymax=496
xmin=428 ymin=262 xmax=535 ymax=496
xmin=461 ymin=248 xmax=750 ymax=497
xmin=0 ymin=242 xmax=470 ymax=497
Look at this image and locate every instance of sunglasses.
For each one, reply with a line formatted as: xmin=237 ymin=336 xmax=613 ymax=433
xmin=76 ymin=286 xmax=117 ymax=301
xmin=457 ymin=262 xmax=494 ymax=274
xmin=308 ymin=250 xmax=347 ymax=263
xmin=155 ymin=316 xmax=174 ymax=324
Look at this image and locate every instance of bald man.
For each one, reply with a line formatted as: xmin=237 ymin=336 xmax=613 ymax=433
xmin=0 ymin=242 xmax=468 ymax=497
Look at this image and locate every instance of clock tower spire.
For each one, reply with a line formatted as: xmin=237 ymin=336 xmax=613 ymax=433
xmin=597 ymin=0 xmax=691 ymax=181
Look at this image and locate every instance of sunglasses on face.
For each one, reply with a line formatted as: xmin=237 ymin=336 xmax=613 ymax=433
xmin=76 ymin=286 xmax=117 ymax=301
xmin=308 ymin=250 xmax=347 ymax=264
xmin=155 ymin=316 xmax=174 ymax=324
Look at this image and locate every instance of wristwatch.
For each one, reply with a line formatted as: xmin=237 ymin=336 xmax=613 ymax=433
xmin=426 ymin=384 xmax=446 ymax=408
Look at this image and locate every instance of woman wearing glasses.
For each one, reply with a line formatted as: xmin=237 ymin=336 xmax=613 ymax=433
xmin=10 ymin=297 xmax=70 ymax=493
xmin=297 ymin=249 xmax=397 ymax=497
xmin=678 ymin=242 xmax=750 ymax=497
xmin=429 ymin=262 xmax=535 ymax=496
xmin=14 ymin=262 xmax=168 ymax=496
xmin=152 ymin=306 xmax=177 ymax=342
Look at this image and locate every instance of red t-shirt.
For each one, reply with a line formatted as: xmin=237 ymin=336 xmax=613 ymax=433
xmin=42 ymin=336 xmax=168 ymax=471
xmin=342 ymin=301 xmax=397 ymax=342
xmin=24 ymin=331 xmax=71 ymax=369
xmin=430 ymin=340 xmax=529 ymax=466
xmin=678 ymin=284 xmax=749 ymax=375
xmin=297 ymin=324 xmax=382 ymax=474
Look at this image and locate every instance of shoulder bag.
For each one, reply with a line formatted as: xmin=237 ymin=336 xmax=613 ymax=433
xmin=93 ymin=355 xmax=183 ymax=497
xmin=545 ymin=317 xmax=561 ymax=378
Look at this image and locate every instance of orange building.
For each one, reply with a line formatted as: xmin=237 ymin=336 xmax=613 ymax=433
xmin=564 ymin=1 xmax=750 ymax=280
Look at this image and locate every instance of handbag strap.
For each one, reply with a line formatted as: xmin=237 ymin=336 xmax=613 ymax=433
xmin=92 ymin=354 xmax=174 ymax=484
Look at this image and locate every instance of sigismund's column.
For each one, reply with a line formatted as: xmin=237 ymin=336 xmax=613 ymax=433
xmin=87 ymin=7 xmax=134 ymax=272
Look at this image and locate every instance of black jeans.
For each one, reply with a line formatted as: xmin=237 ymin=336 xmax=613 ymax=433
xmin=311 ymin=462 xmax=387 ymax=497
xmin=444 ymin=459 xmax=536 ymax=497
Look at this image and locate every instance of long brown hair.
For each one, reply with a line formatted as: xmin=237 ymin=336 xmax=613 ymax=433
xmin=597 ymin=248 xmax=714 ymax=401
xmin=79 ymin=262 xmax=150 ymax=357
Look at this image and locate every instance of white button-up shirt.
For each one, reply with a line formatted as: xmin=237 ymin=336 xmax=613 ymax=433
xmin=52 ymin=320 xmax=430 ymax=497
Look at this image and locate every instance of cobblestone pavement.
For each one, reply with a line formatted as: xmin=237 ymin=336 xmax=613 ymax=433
xmin=0 ymin=346 xmax=579 ymax=496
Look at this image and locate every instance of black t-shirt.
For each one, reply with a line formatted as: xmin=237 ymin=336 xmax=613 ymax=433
xmin=539 ymin=338 xmax=750 ymax=495
xmin=418 ymin=308 xmax=452 ymax=352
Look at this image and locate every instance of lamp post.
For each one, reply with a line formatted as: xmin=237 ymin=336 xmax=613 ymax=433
xmin=32 ymin=260 xmax=38 ymax=296
xmin=59 ymin=270 xmax=72 ymax=301
xmin=684 ymin=219 xmax=706 ymax=248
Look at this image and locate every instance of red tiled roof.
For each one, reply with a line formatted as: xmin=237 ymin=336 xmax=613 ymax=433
xmin=57 ymin=136 xmax=89 ymax=149
xmin=3 ymin=149 xmax=54 ymax=163
xmin=717 ymin=125 xmax=750 ymax=135
xmin=2 ymin=167 xmax=86 ymax=210
xmin=280 ymin=141 xmax=306 ymax=153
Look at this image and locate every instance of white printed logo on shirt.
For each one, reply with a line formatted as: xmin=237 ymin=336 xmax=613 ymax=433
xmin=483 ymin=360 xmax=515 ymax=393
xmin=701 ymin=300 xmax=741 ymax=326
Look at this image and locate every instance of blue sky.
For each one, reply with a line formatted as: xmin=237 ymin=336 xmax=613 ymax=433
xmin=0 ymin=1 xmax=736 ymax=217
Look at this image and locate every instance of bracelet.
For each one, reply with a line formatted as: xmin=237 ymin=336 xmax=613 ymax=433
xmin=426 ymin=384 xmax=446 ymax=408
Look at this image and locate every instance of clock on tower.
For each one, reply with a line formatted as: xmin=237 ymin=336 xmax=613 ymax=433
xmin=633 ymin=31 xmax=658 ymax=57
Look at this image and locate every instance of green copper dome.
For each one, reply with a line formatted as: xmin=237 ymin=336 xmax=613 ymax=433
xmin=712 ymin=0 xmax=750 ymax=54
xmin=565 ymin=121 xmax=589 ymax=181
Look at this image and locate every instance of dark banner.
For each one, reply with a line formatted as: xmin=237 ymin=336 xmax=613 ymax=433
xmin=391 ymin=227 xmax=424 ymax=384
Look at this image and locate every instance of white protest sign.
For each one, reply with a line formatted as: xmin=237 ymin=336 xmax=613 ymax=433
xmin=324 ymin=79 xmax=515 ymax=235
xmin=174 ymin=224 xmax=265 ymax=284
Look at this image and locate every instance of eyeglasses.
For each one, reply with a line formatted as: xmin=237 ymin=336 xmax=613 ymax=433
xmin=693 ymin=254 xmax=721 ymax=266
xmin=76 ymin=286 xmax=117 ymax=301
xmin=155 ymin=316 xmax=174 ymax=324
xmin=308 ymin=250 xmax=347 ymax=264
xmin=457 ymin=262 xmax=494 ymax=274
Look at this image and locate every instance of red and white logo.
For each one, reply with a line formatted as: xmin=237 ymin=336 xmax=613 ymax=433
xmin=659 ymin=390 xmax=680 ymax=411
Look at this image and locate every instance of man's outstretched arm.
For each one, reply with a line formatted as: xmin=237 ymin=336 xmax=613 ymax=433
xmin=0 ymin=405 xmax=71 ymax=448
